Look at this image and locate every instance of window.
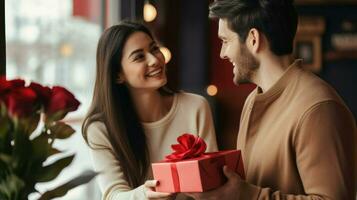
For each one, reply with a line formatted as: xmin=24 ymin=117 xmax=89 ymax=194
xmin=5 ymin=0 xmax=103 ymax=199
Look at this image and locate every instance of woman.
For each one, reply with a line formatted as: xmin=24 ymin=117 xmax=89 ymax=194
xmin=82 ymin=21 xmax=217 ymax=200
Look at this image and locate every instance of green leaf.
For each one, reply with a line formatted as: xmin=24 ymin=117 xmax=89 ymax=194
xmin=0 ymin=116 xmax=12 ymax=154
xmin=0 ymin=154 xmax=12 ymax=181
xmin=30 ymin=132 xmax=62 ymax=161
xmin=27 ymin=143 xmax=62 ymax=176
xmin=48 ymin=147 xmax=61 ymax=156
xmin=0 ymin=116 xmax=11 ymax=136
xmin=22 ymin=112 xmax=41 ymax=135
xmin=12 ymin=131 xmax=33 ymax=176
xmin=0 ymin=153 xmax=12 ymax=165
xmin=0 ymin=171 xmax=25 ymax=200
xmin=38 ymin=170 xmax=98 ymax=200
xmin=49 ymin=122 xmax=75 ymax=139
xmin=45 ymin=111 xmax=66 ymax=125
xmin=0 ymin=103 xmax=7 ymax=118
xmin=31 ymin=133 xmax=49 ymax=158
xmin=27 ymin=133 xmax=61 ymax=183
xmin=36 ymin=155 xmax=75 ymax=183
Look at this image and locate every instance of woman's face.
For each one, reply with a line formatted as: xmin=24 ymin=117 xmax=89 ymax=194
xmin=120 ymin=31 xmax=167 ymax=91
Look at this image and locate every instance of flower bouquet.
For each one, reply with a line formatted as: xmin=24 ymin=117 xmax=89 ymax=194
xmin=0 ymin=77 xmax=96 ymax=200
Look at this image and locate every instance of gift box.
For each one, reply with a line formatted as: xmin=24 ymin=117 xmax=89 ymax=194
xmin=151 ymin=134 xmax=245 ymax=193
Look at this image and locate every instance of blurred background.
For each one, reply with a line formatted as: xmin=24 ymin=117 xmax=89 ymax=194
xmin=1 ymin=0 xmax=356 ymax=199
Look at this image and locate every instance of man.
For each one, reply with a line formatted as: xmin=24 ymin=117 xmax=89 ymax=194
xmin=188 ymin=0 xmax=357 ymax=199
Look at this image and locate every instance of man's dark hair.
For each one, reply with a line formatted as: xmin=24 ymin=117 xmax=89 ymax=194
xmin=209 ymin=0 xmax=298 ymax=56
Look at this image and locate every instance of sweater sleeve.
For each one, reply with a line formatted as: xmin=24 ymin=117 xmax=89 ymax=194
xmin=235 ymin=101 xmax=357 ymax=200
xmin=196 ymin=97 xmax=218 ymax=152
xmin=86 ymin=122 xmax=147 ymax=200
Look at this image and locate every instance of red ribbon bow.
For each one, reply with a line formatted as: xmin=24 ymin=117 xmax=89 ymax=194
xmin=165 ymin=133 xmax=207 ymax=162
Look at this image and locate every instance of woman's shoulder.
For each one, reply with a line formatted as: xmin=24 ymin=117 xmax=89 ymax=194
xmin=176 ymin=92 xmax=210 ymax=109
xmin=87 ymin=121 xmax=107 ymax=133
xmin=86 ymin=121 xmax=111 ymax=147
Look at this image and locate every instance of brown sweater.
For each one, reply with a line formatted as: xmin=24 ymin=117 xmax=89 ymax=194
xmin=236 ymin=60 xmax=357 ymax=200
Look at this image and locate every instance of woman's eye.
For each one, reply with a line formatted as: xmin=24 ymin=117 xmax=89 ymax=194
xmin=134 ymin=54 xmax=145 ymax=61
xmin=151 ymin=46 xmax=160 ymax=53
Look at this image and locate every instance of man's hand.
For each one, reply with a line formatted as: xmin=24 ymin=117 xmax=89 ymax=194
xmin=185 ymin=166 xmax=242 ymax=200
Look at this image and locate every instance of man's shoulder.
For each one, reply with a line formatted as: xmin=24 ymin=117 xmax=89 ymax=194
xmin=290 ymin=69 xmax=344 ymax=106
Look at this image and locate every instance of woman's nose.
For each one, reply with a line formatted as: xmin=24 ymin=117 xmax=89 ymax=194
xmin=147 ymin=53 xmax=159 ymax=67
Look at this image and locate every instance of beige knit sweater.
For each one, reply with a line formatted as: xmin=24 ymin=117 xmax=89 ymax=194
xmin=86 ymin=92 xmax=218 ymax=200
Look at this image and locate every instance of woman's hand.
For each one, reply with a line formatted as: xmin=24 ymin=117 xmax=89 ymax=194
xmin=144 ymin=180 xmax=175 ymax=200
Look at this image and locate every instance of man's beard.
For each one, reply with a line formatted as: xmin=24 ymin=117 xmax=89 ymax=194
xmin=233 ymin=45 xmax=259 ymax=85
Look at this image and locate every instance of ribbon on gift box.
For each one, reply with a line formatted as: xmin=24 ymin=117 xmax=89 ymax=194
xmin=167 ymin=151 xmax=243 ymax=192
xmin=163 ymin=133 xmax=245 ymax=192
xmin=165 ymin=133 xmax=208 ymax=192
xmin=170 ymin=163 xmax=181 ymax=192
xmin=165 ymin=133 xmax=207 ymax=162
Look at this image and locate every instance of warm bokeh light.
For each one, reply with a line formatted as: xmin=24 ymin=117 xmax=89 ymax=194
xmin=60 ymin=43 xmax=73 ymax=57
xmin=207 ymin=85 xmax=218 ymax=96
xmin=160 ymin=46 xmax=172 ymax=64
xmin=143 ymin=3 xmax=157 ymax=22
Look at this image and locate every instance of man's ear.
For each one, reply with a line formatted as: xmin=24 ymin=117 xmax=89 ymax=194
xmin=246 ymin=28 xmax=261 ymax=53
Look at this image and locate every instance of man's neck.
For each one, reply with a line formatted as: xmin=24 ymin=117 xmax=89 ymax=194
xmin=254 ymin=54 xmax=293 ymax=93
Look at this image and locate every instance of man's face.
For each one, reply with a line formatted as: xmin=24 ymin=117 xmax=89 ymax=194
xmin=218 ymin=19 xmax=259 ymax=85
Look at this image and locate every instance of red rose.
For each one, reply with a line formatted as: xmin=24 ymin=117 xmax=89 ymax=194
xmin=0 ymin=77 xmax=7 ymax=103
xmin=29 ymin=82 xmax=51 ymax=106
xmin=1 ymin=78 xmax=29 ymax=116
xmin=0 ymin=76 xmax=7 ymax=92
xmin=165 ymin=133 xmax=207 ymax=162
xmin=6 ymin=87 xmax=38 ymax=118
xmin=8 ymin=79 xmax=26 ymax=88
xmin=2 ymin=78 xmax=26 ymax=89
xmin=0 ymin=77 xmax=25 ymax=97
xmin=45 ymin=86 xmax=80 ymax=120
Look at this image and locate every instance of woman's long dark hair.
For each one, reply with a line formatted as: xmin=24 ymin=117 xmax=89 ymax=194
xmin=82 ymin=21 xmax=173 ymax=188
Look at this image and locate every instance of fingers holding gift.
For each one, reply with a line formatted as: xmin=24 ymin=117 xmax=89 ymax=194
xmin=146 ymin=190 xmax=173 ymax=199
xmin=184 ymin=166 xmax=242 ymax=200
xmin=223 ymin=165 xmax=241 ymax=183
xmin=144 ymin=180 xmax=173 ymax=199
xmin=185 ymin=190 xmax=221 ymax=200
xmin=144 ymin=180 xmax=160 ymax=188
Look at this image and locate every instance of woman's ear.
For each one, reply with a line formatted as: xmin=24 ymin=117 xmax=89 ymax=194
xmin=246 ymin=28 xmax=261 ymax=53
xmin=116 ymin=73 xmax=125 ymax=84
